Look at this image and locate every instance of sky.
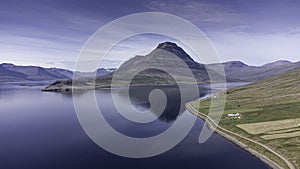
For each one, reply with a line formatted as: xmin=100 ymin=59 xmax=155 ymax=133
xmin=0 ymin=0 xmax=300 ymax=69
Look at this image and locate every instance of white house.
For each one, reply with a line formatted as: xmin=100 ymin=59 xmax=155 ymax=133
xmin=228 ymin=113 xmax=241 ymax=119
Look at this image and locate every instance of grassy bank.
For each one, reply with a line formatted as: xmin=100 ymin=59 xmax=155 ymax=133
xmin=187 ymin=68 xmax=300 ymax=169
xmin=187 ymin=102 xmax=291 ymax=169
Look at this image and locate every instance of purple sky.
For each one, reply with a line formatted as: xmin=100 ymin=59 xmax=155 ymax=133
xmin=1 ymin=0 xmax=300 ymax=69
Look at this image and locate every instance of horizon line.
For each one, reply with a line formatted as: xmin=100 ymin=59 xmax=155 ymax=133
xmin=1 ymin=58 xmax=299 ymax=72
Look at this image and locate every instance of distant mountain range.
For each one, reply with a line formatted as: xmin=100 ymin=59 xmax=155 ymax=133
xmin=0 ymin=63 xmax=114 ymax=82
xmin=42 ymin=42 xmax=230 ymax=91
xmin=40 ymin=41 xmax=300 ymax=92
xmin=207 ymin=60 xmax=300 ymax=81
xmin=1 ymin=42 xmax=299 ymax=91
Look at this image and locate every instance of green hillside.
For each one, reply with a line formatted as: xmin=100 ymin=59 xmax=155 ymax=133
xmin=222 ymin=67 xmax=300 ymax=123
xmin=192 ymin=68 xmax=300 ymax=169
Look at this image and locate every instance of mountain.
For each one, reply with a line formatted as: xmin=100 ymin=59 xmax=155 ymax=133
xmin=42 ymin=41 xmax=300 ymax=92
xmin=262 ymin=60 xmax=293 ymax=68
xmin=74 ymin=68 xmax=110 ymax=78
xmin=223 ymin=61 xmax=249 ymax=68
xmin=112 ymin=42 xmax=226 ymax=84
xmin=0 ymin=63 xmax=112 ymax=82
xmin=0 ymin=63 xmax=72 ymax=81
xmin=0 ymin=64 xmax=28 ymax=82
xmin=206 ymin=60 xmax=300 ymax=82
xmin=43 ymin=42 xmax=229 ymax=92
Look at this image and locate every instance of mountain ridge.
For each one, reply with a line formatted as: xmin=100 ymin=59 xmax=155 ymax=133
xmin=41 ymin=42 xmax=300 ymax=92
xmin=206 ymin=59 xmax=300 ymax=81
xmin=1 ymin=42 xmax=300 ymax=91
xmin=0 ymin=63 xmax=113 ymax=82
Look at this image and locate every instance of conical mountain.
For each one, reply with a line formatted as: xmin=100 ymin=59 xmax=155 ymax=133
xmin=110 ymin=42 xmax=217 ymax=85
xmin=44 ymin=42 xmax=227 ymax=91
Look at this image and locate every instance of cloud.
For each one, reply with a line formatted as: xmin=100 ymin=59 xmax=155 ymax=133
xmin=210 ymin=31 xmax=300 ymax=65
xmin=144 ymin=1 xmax=300 ymax=65
xmin=58 ymin=59 xmax=124 ymax=70
xmin=1 ymin=0 xmax=300 ymax=69
xmin=146 ymin=0 xmax=243 ymax=27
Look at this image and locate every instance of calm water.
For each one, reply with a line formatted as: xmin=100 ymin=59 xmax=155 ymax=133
xmin=0 ymin=83 xmax=269 ymax=169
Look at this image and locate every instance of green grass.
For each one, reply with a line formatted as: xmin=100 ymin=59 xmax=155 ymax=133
xmin=193 ymin=68 xmax=300 ymax=169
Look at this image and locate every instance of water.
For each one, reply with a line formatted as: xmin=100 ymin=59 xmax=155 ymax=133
xmin=0 ymin=83 xmax=269 ymax=169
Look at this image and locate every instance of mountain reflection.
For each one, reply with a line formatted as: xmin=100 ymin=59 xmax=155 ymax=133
xmin=128 ymin=86 xmax=208 ymax=122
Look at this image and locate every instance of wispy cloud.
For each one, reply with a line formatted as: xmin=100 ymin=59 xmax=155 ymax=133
xmin=145 ymin=0 xmax=300 ymax=65
xmin=1 ymin=0 xmax=300 ymax=68
xmin=210 ymin=31 xmax=300 ymax=65
xmin=53 ymin=59 xmax=124 ymax=70
xmin=146 ymin=0 xmax=243 ymax=28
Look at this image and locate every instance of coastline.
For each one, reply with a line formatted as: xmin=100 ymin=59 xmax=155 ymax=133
xmin=185 ymin=102 xmax=294 ymax=169
xmin=41 ymin=83 xmax=209 ymax=92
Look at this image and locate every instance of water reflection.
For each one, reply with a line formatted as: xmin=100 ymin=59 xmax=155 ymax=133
xmin=0 ymin=85 xmax=270 ymax=169
xmin=128 ymin=86 xmax=208 ymax=122
xmin=0 ymin=84 xmax=2 ymax=101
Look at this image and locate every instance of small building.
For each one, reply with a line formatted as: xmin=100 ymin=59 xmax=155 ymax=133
xmin=228 ymin=113 xmax=241 ymax=119
xmin=212 ymin=94 xmax=219 ymax=99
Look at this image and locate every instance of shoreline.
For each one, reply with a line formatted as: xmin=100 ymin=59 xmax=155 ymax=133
xmin=185 ymin=102 xmax=294 ymax=169
xmin=41 ymin=83 xmax=210 ymax=93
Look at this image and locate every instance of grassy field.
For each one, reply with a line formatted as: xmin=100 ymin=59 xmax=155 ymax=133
xmin=192 ymin=68 xmax=300 ymax=169
xmin=261 ymin=131 xmax=300 ymax=140
xmin=266 ymin=128 xmax=300 ymax=135
xmin=237 ymin=118 xmax=300 ymax=135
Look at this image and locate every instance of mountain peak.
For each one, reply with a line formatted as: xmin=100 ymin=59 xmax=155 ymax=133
xmin=155 ymin=42 xmax=194 ymax=61
xmin=262 ymin=60 xmax=293 ymax=68
xmin=157 ymin=42 xmax=178 ymax=49
xmin=1 ymin=63 xmax=15 ymax=69
xmin=0 ymin=63 xmax=14 ymax=66
xmin=224 ymin=61 xmax=248 ymax=68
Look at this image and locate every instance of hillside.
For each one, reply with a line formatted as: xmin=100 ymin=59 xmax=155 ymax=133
xmin=0 ymin=64 xmax=28 ymax=82
xmin=0 ymin=63 xmax=72 ymax=82
xmin=192 ymin=68 xmax=300 ymax=168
